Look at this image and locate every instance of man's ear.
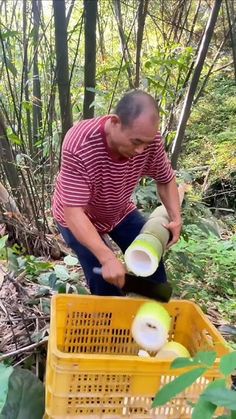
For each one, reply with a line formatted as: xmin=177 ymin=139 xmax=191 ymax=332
xmin=110 ymin=114 xmax=121 ymax=126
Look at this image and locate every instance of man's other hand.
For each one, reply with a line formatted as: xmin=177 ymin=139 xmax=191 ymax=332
xmin=164 ymin=219 xmax=182 ymax=248
xmin=102 ymin=257 xmax=126 ymax=288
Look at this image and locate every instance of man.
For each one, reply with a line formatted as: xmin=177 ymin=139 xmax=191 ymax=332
xmin=52 ymin=90 xmax=182 ymax=296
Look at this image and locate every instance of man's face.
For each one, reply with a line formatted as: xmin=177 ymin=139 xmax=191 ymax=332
xmin=109 ymin=113 xmax=159 ymax=158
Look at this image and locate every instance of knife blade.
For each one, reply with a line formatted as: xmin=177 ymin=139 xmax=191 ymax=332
xmin=92 ymin=267 xmax=172 ymax=302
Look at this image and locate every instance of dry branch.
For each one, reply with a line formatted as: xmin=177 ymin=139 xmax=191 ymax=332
xmin=0 ymin=338 xmax=48 ymax=362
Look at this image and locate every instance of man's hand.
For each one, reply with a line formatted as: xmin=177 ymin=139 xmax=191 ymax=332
xmin=101 ymin=256 xmax=126 ymax=288
xmin=163 ymin=219 xmax=182 ymax=248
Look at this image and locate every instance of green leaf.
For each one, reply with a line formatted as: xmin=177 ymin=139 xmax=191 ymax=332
xmin=220 ymin=352 xmax=236 ymax=376
xmin=171 ymin=351 xmax=216 ymax=369
xmin=54 ymin=265 xmax=69 ymax=281
xmin=202 ymin=387 xmax=236 ymax=410
xmin=57 ymin=282 xmax=67 ymax=293
xmin=0 ymin=364 xmax=13 ymax=413
xmin=41 ymin=300 xmax=50 ymax=314
xmin=7 ymin=132 xmax=22 ymax=145
xmin=231 ymin=411 xmax=236 ymax=419
xmin=152 ymin=367 xmax=206 ymax=408
xmin=37 ymin=272 xmax=51 ymax=285
xmin=77 ymin=285 xmax=90 ymax=295
xmin=171 ymin=357 xmax=196 ymax=369
xmin=48 ymin=273 xmax=58 ymax=289
xmin=0 ymin=236 xmax=8 ymax=250
xmin=195 ymin=351 xmax=217 ymax=367
xmin=4 ymin=57 xmax=18 ymax=77
xmin=63 ymin=255 xmax=79 ymax=266
xmin=192 ymin=379 xmax=225 ymax=419
xmin=0 ymin=368 xmax=44 ymax=419
xmin=34 ymin=287 xmax=50 ymax=297
xmin=192 ymin=400 xmax=217 ymax=419
xmin=1 ymin=30 xmax=20 ymax=39
xmin=7 ymin=252 xmax=20 ymax=273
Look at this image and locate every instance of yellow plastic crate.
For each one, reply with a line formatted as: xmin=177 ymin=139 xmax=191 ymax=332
xmin=44 ymin=294 xmax=229 ymax=419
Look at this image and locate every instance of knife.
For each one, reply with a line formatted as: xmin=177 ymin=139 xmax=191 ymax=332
xmin=93 ymin=267 xmax=172 ymax=302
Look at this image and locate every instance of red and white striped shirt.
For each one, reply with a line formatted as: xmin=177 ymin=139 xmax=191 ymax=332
xmin=52 ymin=116 xmax=174 ymax=233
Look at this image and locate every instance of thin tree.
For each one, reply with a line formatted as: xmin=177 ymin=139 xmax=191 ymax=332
xmin=0 ymin=111 xmax=20 ymax=196
xmin=135 ymin=0 xmax=149 ymax=88
xmin=113 ymin=0 xmax=134 ymax=89
xmin=22 ymin=0 xmax=33 ymax=154
xmin=53 ymin=0 xmax=72 ymax=141
xmin=171 ymin=0 xmax=223 ymax=169
xmin=32 ymin=0 xmax=43 ymax=151
xmin=225 ymin=0 xmax=236 ymax=82
xmin=83 ymin=0 xmax=97 ymax=119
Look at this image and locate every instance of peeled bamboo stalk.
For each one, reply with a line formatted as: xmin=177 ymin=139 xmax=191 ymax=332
xmin=124 ymin=184 xmax=186 ymax=276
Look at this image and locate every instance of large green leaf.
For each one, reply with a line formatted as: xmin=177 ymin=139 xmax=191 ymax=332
xmin=202 ymin=387 xmax=236 ymax=410
xmin=171 ymin=357 xmax=197 ymax=369
xmin=152 ymin=367 xmax=206 ymax=408
xmin=192 ymin=379 xmax=226 ymax=419
xmin=0 ymin=364 xmax=13 ymax=413
xmin=192 ymin=400 xmax=217 ymax=419
xmin=0 ymin=368 xmax=44 ymax=419
xmin=171 ymin=351 xmax=216 ymax=369
xmin=54 ymin=265 xmax=70 ymax=281
xmin=194 ymin=351 xmax=217 ymax=367
xmin=220 ymin=352 xmax=236 ymax=376
xmin=64 ymin=255 xmax=79 ymax=266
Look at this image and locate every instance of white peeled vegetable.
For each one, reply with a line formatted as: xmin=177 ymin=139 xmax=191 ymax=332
xmin=155 ymin=341 xmax=190 ymax=360
xmin=124 ymin=233 xmax=163 ymax=276
xmin=131 ymin=301 xmax=171 ymax=352
xmin=138 ymin=349 xmax=150 ymax=358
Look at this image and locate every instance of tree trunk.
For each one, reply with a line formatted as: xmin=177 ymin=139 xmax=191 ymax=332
xmin=186 ymin=0 xmax=202 ymax=45
xmin=113 ymin=0 xmax=134 ymax=89
xmin=32 ymin=0 xmax=43 ymax=151
xmin=22 ymin=0 xmax=33 ymax=155
xmin=135 ymin=0 xmax=149 ymax=88
xmin=66 ymin=0 xmax=75 ymax=27
xmin=53 ymin=0 xmax=72 ymax=141
xmin=0 ymin=112 xmax=20 ymax=195
xmin=97 ymin=11 xmax=106 ymax=61
xmin=83 ymin=0 xmax=97 ymax=119
xmin=225 ymin=0 xmax=236 ymax=82
xmin=171 ymin=0 xmax=222 ymax=169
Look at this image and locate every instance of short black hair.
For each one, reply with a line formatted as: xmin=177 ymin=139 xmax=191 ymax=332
xmin=114 ymin=90 xmax=159 ymax=127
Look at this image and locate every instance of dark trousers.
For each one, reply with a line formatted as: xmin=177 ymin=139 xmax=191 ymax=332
xmin=57 ymin=209 xmax=167 ymax=296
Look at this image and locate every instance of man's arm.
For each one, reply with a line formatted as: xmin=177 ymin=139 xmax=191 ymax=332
xmin=64 ymin=207 xmax=125 ymax=288
xmin=156 ymin=176 xmax=182 ymax=248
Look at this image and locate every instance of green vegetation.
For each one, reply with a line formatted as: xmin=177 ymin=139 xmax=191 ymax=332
xmin=0 ymin=0 xmax=236 ymax=416
xmin=153 ymin=351 xmax=236 ymax=418
xmin=183 ymin=76 xmax=236 ymax=180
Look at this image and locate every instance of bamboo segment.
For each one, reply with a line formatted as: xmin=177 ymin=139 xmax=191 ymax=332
xmin=124 ymin=184 xmax=186 ymax=276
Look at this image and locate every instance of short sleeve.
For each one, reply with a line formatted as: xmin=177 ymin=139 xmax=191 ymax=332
xmin=60 ymin=149 xmax=92 ymax=207
xmin=146 ymin=134 xmax=175 ymax=183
